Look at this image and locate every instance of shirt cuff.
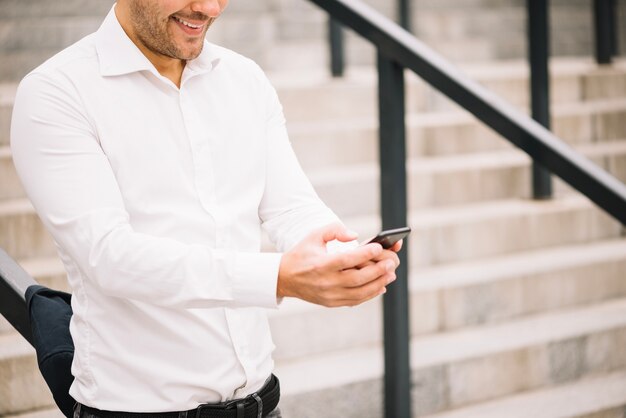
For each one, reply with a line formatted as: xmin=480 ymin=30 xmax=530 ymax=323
xmin=230 ymin=252 xmax=282 ymax=309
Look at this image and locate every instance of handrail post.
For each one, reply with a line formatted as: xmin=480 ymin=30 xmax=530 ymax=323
xmin=527 ymin=0 xmax=553 ymax=199
xmin=329 ymin=18 xmax=345 ymax=77
xmin=399 ymin=0 xmax=411 ymax=32
xmin=377 ymin=52 xmax=411 ymax=418
xmin=594 ymin=0 xmax=614 ymax=64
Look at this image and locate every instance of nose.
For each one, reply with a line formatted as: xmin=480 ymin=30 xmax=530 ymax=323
xmin=190 ymin=0 xmax=226 ymax=17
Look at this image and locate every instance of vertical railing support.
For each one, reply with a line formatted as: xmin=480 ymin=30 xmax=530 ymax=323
xmin=594 ymin=0 xmax=614 ymax=64
xmin=399 ymin=0 xmax=411 ymax=32
xmin=329 ymin=18 xmax=345 ymax=77
xmin=377 ymin=52 xmax=411 ymax=418
xmin=527 ymin=0 xmax=553 ymax=199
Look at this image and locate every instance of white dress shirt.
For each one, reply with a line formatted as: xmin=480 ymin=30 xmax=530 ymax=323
xmin=10 ymin=6 xmax=340 ymax=412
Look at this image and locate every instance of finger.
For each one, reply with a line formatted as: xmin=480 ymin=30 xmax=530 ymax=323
xmin=356 ymin=260 xmax=376 ymax=269
xmin=369 ymin=250 xmax=400 ymax=268
xmin=390 ymin=239 xmax=403 ymax=252
xmin=343 ymin=259 xmax=395 ymax=288
xmin=318 ymin=222 xmax=359 ymax=244
xmin=327 ymin=243 xmax=383 ymax=271
xmin=340 ymin=274 xmax=392 ymax=306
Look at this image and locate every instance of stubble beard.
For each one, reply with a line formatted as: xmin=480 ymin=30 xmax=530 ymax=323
xmin=128 ymin=1 xmax=211 ymax=61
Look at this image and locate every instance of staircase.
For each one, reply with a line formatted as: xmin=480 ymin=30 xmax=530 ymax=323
xmin=1 ymin=0 xmax=626 ymax=417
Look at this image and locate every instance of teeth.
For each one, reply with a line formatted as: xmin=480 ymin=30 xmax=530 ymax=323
xmin=173 ymin=16 xmax=202 ymax=29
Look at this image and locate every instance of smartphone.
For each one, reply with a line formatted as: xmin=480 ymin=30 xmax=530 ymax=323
xmin=365 ymin=227 xmax=411 ymax=249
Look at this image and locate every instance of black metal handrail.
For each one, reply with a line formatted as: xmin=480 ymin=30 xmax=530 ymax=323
xmin=311 ymin=0 xmax=626 ymax=416
xmin=0 ymin=248 xmax=36 ymax=344
xmin=329 ymin=0 xmax=621 ymax=78
xmin=314 ymin=0 xmax=626 ymax=224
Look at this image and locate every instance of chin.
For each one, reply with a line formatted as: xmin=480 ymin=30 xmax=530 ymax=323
xmin=178 ymin=43 xmax=204 ymax=60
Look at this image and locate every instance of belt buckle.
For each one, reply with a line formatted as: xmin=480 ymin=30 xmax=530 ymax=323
xmin=194 ymin=392 xmax=263 ymax=418
xmin=194 ymin=400 xmax=234 ymax=418
xmin=194 ymin=398 xmax=246 ymax=418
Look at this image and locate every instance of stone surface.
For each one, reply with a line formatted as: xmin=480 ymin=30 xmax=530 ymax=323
xmin=275 ymin=299 xmax=626 ymax=416
xmin=3 ymin=408 xmax=64 ymax=418
xmin=0 ymin=335 xmax=54 ymax=415
xmin=421 ymin=369 xmax=626 ymax=418
xmin=0 ymin=200 xmax=57 ymax=260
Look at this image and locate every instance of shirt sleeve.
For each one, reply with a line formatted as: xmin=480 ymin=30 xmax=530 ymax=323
xmin=257 ymin=72 xmax=345 ymax=252
xmin=10 ymin=71 xmax=280 ymax=309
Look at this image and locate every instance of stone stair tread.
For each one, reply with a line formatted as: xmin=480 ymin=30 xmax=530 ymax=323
xmin=412 ymin=236 xmax=626 ymax=290
xmin=274 ymin=297 xmax=626 ymax=396
xmin=357 ymin=193 xmax=603 ymax=227
xmin=265 ymin=57 xmax=626 ymax=88
xmin=0 ymin=198 xmax=34 ymax=215
xmin=421 ymin=368 xmax=626 ymax=418
xmin=271 ymin=236 xmax=626 ymax=317
xmin=0 ymin=332 xmax=34 ymax=361
xmin=2 ymin=407 xmax=64 ymax=418
xmin=0 ymin=83 xmax=17 ymax=106
xmin=304 ymin=139 xmax=626 ymax=182
xmin=18 ymin=256 xmax=64 ymax=279
xmin=288 ymin=92 xmax=626 ymax=127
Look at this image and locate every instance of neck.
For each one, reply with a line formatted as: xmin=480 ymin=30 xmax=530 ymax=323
xmin=114 ymin=5 xmax=185 ymax=88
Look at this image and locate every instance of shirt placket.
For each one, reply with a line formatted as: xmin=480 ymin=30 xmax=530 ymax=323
xmin=225 ymin=309 xmax=256 ymax=397
xmin=178 ymin=87 xmax=229 ymax=247
xmin=179 ymin=86 xmax=251 ymax=395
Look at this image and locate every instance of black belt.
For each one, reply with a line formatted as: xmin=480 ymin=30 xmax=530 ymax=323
xmin=78 ymin=375 xmax=280 ymax=418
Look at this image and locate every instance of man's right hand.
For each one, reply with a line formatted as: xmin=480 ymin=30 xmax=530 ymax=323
xmin=277 ymin=223 xmax=399 ymax=307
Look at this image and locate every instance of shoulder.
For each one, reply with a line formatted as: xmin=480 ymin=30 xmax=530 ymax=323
xmin=20 ymin=34 xmax=99 ymax=90
xmin=207 ymin=42 xmax=269 ymax=85
xmin=16 ymin=35 xmax=99 ymax=106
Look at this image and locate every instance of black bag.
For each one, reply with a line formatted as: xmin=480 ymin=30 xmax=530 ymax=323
xmin=25 ymin=285 xmax=76 ymax=418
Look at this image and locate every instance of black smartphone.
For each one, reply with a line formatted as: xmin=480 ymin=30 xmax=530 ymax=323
xmin=365 ymin=227 xmax=411 ymax=249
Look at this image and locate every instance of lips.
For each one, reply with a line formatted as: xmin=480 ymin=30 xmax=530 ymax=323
xmin=171 ymin=15 xmax=205 ymax=35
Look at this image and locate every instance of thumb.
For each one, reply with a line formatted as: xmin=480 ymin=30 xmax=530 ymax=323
xmin=318 ymin=223 xmax=358 ymax=243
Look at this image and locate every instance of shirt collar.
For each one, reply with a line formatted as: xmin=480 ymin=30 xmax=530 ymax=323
xmin=95 ymin=4 xmax=220 ymax=78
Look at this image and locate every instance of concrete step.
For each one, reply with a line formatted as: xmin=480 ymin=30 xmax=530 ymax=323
xmin=0 ymin=146 xmax=22 ymax=200
xmin=0 ymin=199 xmax=57 ymax=260
xmin=0 ymin=333 xmax=54 ymax=416
xmin=344 ymin=193 xmax=623 ymax=268
xmin=268 ymin=59 xmax=626 ymax=123
xmin=275 ymin=297 xmax=626 ymax=417
xmin=287 ymin=96 xmax=626 ymax=172
xmin=308 ymin=141 xmax=626 ymax=217
xmin=0 ymin=1 xmax=622 ymax=77
xmin=421 ymin=369 xmax=626 ymax=418
xmin=269 ymin=237 xmax=626 ymax=362
xmin=0 ymin=83 xmax=14 ymax=147
xmin=0 ymin=17 xmax=102 ymax=52
xmin=307 ymin=140 xmax=626 ymax=218
xmin=2 ymin=407 xmax=64 ymax=418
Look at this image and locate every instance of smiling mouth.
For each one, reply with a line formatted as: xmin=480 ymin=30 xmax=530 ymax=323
xmin=171 ymin=16 xmax=205 ymax=30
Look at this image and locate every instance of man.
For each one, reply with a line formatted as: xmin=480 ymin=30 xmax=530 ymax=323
xmin=10 ymin=0 xmax=401 ymax=417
